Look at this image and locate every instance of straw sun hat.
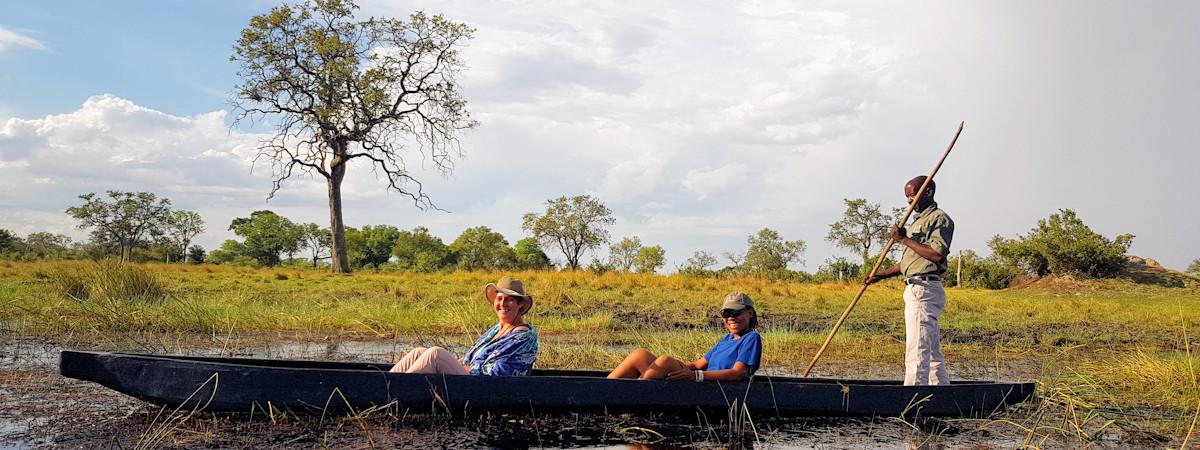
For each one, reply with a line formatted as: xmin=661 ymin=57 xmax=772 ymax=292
xmin=483 ymin=276 xmax=533 ymax=315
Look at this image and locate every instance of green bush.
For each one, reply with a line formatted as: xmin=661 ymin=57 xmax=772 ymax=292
xmin=760 ymin=268 xmax=813 ymax=283
xmin=391 ymin=226 xmax=456 ymax=272
xmin=814 ymin=257 xmax=862 ymax=283
xmin=942 ymin=250 xmax=1022 ymax=289
xmin=187 ymin=245 xmax=206 ymax=264
xmin=677 ymin=267 xmax=719 ymax=278
xmin=588 ymin=260 xmax=615 ymax=275
xmin=990 ymin=209 xmax=1133 ymax=278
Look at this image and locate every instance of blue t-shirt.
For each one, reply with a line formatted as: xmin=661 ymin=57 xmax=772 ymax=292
xmin=703 ymin=331 xmax=762 ymax=375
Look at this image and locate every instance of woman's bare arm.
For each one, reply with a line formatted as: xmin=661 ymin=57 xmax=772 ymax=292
xmin=667 ymin=359 xmax=750 ymax=382
xmin=697 ymin=362 xmax=751 ymax=381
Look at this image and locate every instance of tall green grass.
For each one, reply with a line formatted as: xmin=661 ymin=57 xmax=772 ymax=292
xmin=3 ymin=260 xmax=1198 ymax=348
xmin=3 ymin=260 xmax=1200 ymax=442
xmin=47 ymin=260 xmax=167 ymax=303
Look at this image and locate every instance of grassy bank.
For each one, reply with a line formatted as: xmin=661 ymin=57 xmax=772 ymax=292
xmin=2 ymin=260 xmax=1199 ymax=443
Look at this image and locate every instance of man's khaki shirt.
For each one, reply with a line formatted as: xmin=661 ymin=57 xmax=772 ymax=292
xmin=900 ymin=203 xmax=954 ymax=278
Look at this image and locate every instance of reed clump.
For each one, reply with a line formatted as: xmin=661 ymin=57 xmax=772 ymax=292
xmin=998 ymin=346 xmax=1200 ymax=444
xmin=1080 ymin=350 xmax=1200 ymax=412
xmin=48 ymin=260 xmax=167 ymax=303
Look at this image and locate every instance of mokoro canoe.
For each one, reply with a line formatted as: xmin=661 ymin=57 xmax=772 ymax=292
xmin=60 ymin=350 xmax=1035 ymax=417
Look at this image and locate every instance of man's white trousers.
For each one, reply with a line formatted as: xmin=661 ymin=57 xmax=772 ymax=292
xmin=903 ymin=279 xmax=949 ymax=386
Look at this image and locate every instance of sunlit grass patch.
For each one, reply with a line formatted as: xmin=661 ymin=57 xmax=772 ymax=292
xmin=625 ymin=329 xmax=721 ymax=362
xmin=760 ymin=331 xmax=899 ymax=368
xmin=1017 ymin=348 xmax=1200 ymax=442
xmin=48 ymin=260 xmax=167 ymax=303
xmin=1075 ymin=350 xmax=1200 ymax=412
xmin=4 ymin=261 xmax=1199 ymax=350
xmin=534 ymin=312 xmax=614 ymax=334
xmin=537 ymin=339 xmax=620 ymax=369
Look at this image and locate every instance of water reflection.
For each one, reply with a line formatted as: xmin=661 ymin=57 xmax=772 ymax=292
xmin=0 ymin=417 xmax=48 ymax=449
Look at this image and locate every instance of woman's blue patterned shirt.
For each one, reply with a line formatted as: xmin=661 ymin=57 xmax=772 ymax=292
xmin=464 ymin=323 xmax=538 ymax=376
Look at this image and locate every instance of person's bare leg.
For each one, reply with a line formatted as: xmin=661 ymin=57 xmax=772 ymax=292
xmin=641 ymin=355 xmax=687 ymax=380
xmin=405 ymin=347 xmax=469 ymax=375
xmin=607 ymin=348 xmax=656 ymax=379
xmin=389 ymin=346 xmax=428 ymax=373
xmin=426 ymin=347 xmax=470 ymax=374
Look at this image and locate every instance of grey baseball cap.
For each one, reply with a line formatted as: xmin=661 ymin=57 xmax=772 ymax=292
xmin=721 ymin=292 xmax=754 ymax=311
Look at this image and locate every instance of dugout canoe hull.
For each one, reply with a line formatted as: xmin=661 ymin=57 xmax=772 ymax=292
xmin=59 ymin=350 xmax=1034 ymax=417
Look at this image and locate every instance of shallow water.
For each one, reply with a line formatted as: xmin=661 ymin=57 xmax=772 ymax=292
xmin=0 ymin=332 xmax=1129 ymax=449
xmin=0 ymin=420 xmax=33 ymax=450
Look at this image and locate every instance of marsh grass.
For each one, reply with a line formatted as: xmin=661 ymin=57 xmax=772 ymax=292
xmin=967 ymin=342 xmax=1200 ymax=447
xmin=4 ymin=261 xmax=1200 ymax=443
xmin=4 ymin=261 xmax=1198 ymax=367
xmin=1080 ymin=351 xmax=1200 ymax=411
xmin=1021 ymin=307 xmax=1200 ymax=443
xmin=47 ymin=260 xmax=166 ymax=303
xmin=134 ymin=372 xmax=219 ymax=450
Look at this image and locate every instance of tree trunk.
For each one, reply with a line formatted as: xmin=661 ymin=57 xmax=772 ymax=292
xmin=327 ymin=149 xmax=351 ymax=273
xmin=567 ymin=247 xmax=579 ymax=270
xmin=956 ymin=250 xmax=963 ymax=287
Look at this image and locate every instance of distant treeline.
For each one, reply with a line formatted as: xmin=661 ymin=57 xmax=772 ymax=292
xmin=0 ymin=191 xmax=1180 ymax=289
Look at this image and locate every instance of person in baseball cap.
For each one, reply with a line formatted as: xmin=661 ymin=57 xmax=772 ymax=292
xmin=607 ymin=292 xmax=762 ymax=382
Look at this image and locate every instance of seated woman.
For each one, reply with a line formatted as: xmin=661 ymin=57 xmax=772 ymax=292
xmin=390 ymin=276 xmax=538 ymax=376
xmin=608 ymin=292 xmax=762 ymax=381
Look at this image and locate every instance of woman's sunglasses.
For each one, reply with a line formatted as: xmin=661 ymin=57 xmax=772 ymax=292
xmin=720 ymin=308 xmax=745 ymax=318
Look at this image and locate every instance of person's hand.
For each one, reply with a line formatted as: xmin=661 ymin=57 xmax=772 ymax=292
xmin=889 ymin=225 xmax=907 ymax=242
xmin=666 ymin=368 xmax=694 ymax=381
xmin=863 ymin=274 xmax=882 ymax=285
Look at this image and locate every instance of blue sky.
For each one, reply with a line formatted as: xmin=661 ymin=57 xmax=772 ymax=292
xmin=2 ymin=1 xmax=1199 ymax=271
xmin=1 ymin=1 xmax=261 ymax=118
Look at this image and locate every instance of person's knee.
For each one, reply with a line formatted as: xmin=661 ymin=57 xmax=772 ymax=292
xmin=653 ymin=355 xmax=675 ymax=366
xmin=407 ymin=346 xmax=427 ymax=357
xmin=419 ymin=346 xmax=446 ymax=361
xmin=624 ymin=348 xmax=653 ymax=363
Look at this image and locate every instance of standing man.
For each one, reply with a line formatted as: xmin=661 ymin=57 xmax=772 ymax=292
xmin=864 ymin=175 xmax=954 ymax=386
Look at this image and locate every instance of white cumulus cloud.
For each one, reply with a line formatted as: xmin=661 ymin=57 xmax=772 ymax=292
xmin=0 ymin=95 xmax=276 ymax=245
